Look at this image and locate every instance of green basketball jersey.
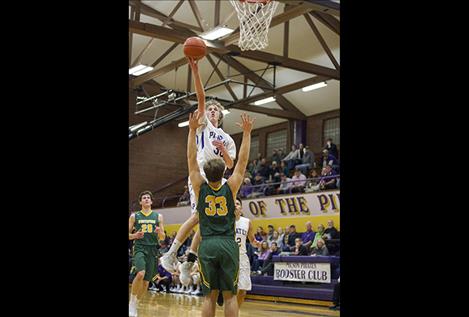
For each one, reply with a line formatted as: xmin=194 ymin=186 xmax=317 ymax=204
xmin=133 ymin=210 xmax=160 ymax=246
xmin=197 ymin=182 xmax=236 ymax=238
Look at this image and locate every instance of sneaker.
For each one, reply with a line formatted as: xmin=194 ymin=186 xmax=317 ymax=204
xmin=129 ymin=303 xmax=138 ymax=317
xmin=184 ymin=287 xmax=193 ymax=294
xmin=161 ymin=252 xmax=178 ymax=273
xmin=179 ymin=262 xmax=194 ymax=286
xmin=217 ymin=292 xmax=224 ymax=306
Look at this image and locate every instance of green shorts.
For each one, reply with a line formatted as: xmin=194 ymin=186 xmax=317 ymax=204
xmin=198 ymin=236 xmax=239 ymax=296
xmin=132 ymin=244 xmax=158 ymax=282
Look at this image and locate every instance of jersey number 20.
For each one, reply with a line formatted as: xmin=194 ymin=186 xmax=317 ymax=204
xmin=205 ymin=195 xmax=228 ymax=216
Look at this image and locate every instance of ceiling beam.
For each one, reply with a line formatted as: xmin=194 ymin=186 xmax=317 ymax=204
xmin=216 ymin=54 xmax=307 ymax=119
xmin=188 ymin=0 xmax=206 ymax=32
xmin=228 ymin=45 xmax=340 ymax=79
xmin=129 ymin=20 xmax=229 ymax=53
xmin=163 ymin=0 xmax=185 ymax=27
xmin=310 ymin=11 xmax=340 ymax=35
xmin=303 ymin=14 xmax=339 ymax=71
xmin=214 ymin=0 xmax=221 ymax=27
xmin=132 ymin=57 xmax=188 ymax=88
xmin=276 ymin=0 xmax=340 ymax=17
xmin=223 ymin=3 xmax=314 ymax=46
xmin=206 ymin=55 xmax=239 ymax=101
xmin=283 ymin=5 xmax=290 ymax=57
xmin=151 ymin=42 xmax=179 ymax=68
xmin=129 ymin=0 xmax=203 ymax=33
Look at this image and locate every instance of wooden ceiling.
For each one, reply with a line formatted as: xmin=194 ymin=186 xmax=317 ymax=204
xmin=129 ymin=0 xmax=340 ymax=136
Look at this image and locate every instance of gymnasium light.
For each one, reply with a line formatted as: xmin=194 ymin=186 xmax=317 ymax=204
xmin=129 ymin=64 xmax=153 ymax=76
xmin=200 ymin=26 xmax=234 ymax=40
xmin=129 ymin=121 xmax=148 ymax=132
xmin=178 ymin=110 xmax=229 ymax=128
xmin=302 ymin=81 xmax=327 ymax=92
xmin=253 ymin=96 xmax=275 ymax=106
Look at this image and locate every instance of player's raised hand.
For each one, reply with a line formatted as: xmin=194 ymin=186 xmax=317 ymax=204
xmin=235 ymin=112 xmax=255 ymax=133
xmin=135 ymin=230 xmax=144 ymax=239
xmin=187 ymin=57 xmax=199 ymax=73
xmin=188 ymin=110 xmax=203 ymax=130
xmin=212 ymin=140 xmax=226 ymax=151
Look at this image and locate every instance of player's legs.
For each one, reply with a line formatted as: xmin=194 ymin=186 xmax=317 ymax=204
xmin=237 ymin=290 xmax=247 ymax=308
xmin=201 ymin=290 xmax=219 ymax=317
xmin=161 ymin=212 xmax=199 ymax=272
xmin=223 ymin=290 xmax=239 ymax=317
xmin=237 ymin=255 xmax=252 ymax=307
xmin=130 ymin=269 xmax=145 ymax=316
xmin=180 ymin=229 xmax=201 ymax=284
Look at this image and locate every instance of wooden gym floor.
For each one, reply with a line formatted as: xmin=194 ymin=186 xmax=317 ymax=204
xmin=131 ymin=289 xmax=340 ymax=317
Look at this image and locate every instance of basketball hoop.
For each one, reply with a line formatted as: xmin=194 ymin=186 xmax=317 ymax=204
xmin=229 ymin=0 xmax=279 ymax=51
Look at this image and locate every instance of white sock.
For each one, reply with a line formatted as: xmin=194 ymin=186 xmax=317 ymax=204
xmin=130 ymin=294 xmax=137 ymax=305
xmin=168 ymin=239 xmax=182 ymax=255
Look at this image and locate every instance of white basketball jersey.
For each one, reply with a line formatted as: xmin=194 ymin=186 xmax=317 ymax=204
xmin=236 ymin=216 xmax=250 ymax=256
xmin=195 ymin=116 xmax=236 ymax=178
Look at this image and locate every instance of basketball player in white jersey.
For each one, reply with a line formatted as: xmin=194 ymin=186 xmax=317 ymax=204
xmin=161 ymin=56 xmax=236 ymax=275
xmin=234 ymin=198 xmax=259 ymax=307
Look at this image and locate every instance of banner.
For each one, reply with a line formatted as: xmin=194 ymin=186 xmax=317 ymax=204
xmin=154 ymin=190 xmax=340 ymax=225
xmin=241 ymin=190 xmax=340 ymax=220
xmin=274 ymin=262 xmax=331 ymax=283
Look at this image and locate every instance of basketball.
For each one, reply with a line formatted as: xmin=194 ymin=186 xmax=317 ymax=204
xmin=183 ymin=37 xmax=207 ymax=60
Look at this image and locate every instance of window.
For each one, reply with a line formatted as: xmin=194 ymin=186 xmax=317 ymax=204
xmin=249 ymin=135 xmax=259 ymax=161
xmin=266 ymin=130 xmax=287 ymax=161
xmin=323 ymin=117 xmax=340 ymax=146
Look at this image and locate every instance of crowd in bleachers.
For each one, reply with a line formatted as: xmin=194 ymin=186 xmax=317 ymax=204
xmin=248 ymin=219 xmax=340 ymax=276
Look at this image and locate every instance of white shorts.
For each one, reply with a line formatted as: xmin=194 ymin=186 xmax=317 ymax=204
xmin=189 ymin=177 xmax=228 ymax=214
xmin=238 ymin=255 xmax=252 ymax=291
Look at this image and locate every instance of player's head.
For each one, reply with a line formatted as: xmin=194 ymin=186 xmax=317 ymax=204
xmin=203 ymin=158 xmax=226 ymax=183
xmin=205 ymin=99 xmax=224 ymax=127
xmin=138 ymin=190 xmax=154 ymax=208
xmin=235 ymin=198 xmax=243 ymax=217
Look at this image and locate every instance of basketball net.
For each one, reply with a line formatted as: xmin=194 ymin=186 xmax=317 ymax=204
xmin=229 ymin=0 xmax=279 ymax=51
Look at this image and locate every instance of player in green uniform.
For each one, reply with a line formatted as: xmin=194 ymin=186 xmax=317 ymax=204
xmin=186 ymin=110 xmax=254 ymax=317
xmin=128 ymin=191 xmax=165 ymax=317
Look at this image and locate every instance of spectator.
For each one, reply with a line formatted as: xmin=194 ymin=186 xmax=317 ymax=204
xmin=249 ymin=173 xmax=266 ymax=198
xmin=278 ymin=148 xmax=285 ymax=160
xmin=257 ymin=242 xmax=280 ymax=276
xmin=322 ymin=149 xmax=339 ymax=171
xmin=177 ymin=185 xmax=190 ymax=206
xmin=277 ymin=227 xmax=285 ymax=245
xmin=311 ymin=224 xmax=325 ymax=249
xmin=293 ymin=238 xmax=309 ymax=256
xmin=287 ymin=225 xmax=302 ymax=249
xmin=295 ymin=145 xmax=315 ymax=175
xmin=324 ymin=138 xmax=339 ymax=159
xmin=324 ymin=220 xmax=340 ymax=240
xmin=291 ymin=169 xmax=307 ymax=193
xmin=276 ymin=173 xmax=292 ymax=195
xmin=254 ymin=226 xmax=267 ymax=242
xmin=258 ymin=158 xmax=271 ymax=179
xmin=271 ymin=149 xmax=282 ymax=165
xmin=280 ymin=160 xmax=289 ymax=177
xmin=253 ymin=241 xmax=271 ymax=271
xmin=256 ymin=153 xmax=263 ymax=162
xmin=320 ymin=165 xmax=338 ymax=190
xmin=282 ymin=145 xmax=300 ymax=170
xmin=154 ymin=262 xmax=173 ymax=292
xmin=266 ymin=225 xmax=275 ymax=241
xmin=310 ymin=239 xmax=329 ymax=256
xmin=305 ymin=169 xmax=321 ymax=193
xmin=268 ymin=230 xmax=281 ymax=247
xmin=248 ymin=159 xmax=258 ymax=177
xmin=280 ymin=227 xmax=290 ymax=252
xmin=301 ymin=221 xmax=316 ymax=249
xmin=270 ymin=161 xmax=282 ymax=183
xmin=239 ymin=178 xmax=253 ymax=198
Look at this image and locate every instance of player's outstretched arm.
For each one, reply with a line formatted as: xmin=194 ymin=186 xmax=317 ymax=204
xmin=188 ymin=57 xmax=205 ymax=115
xmin=188 ymin=110 xmax=206 ymax=199
xmin=157 ymin=214 xmax=166 ymax=241
xmin=228 ymin=113 xmax=255 ymax=197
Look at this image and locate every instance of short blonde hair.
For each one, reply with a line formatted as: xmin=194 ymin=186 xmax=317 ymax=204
xmin=205 ymin=99 xmax=224 ymax=126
